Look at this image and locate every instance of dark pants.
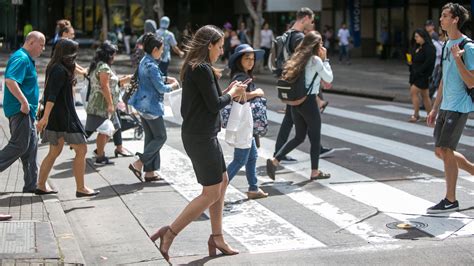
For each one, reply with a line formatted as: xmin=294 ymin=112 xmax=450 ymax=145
xmin=158 ymin=61 xmax=170 ymax=76
xmin=274 ymin=105 xmax=294 ymax=155
xmin=275 ymin=95 xmax=322 ymax=169
xmin=262 ymin=47 xmax=271 ymax=67
xmin=0 ymin=113 xmax=38 ymax=192
xmin=139 ymin=116 xmax=167 ymax=172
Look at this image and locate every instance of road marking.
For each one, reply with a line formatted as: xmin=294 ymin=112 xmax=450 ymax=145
xmin=266 ymin=109 xmax=474 ymax=182
xmin=324 ymin=106 xmax=474 ymax=146
xmin=367 ymin=104 xmax=474 ymax=128
xmin=127 ymin=140 xmax=325 ymax=253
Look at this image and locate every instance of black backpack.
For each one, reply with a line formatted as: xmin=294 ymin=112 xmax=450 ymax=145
xmin=440 ymin=37 xmax=474 ymax=102
xmin=276 ymin=72 xmax=318 ymax=106
xmin=268 ymin=30 xmax=295 ymax=77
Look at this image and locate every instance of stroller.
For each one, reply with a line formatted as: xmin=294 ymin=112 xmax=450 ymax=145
xmin=118 ymin=108 xmax=144 ymax=140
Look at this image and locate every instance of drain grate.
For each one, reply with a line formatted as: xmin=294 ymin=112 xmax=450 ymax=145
xmin=0 ymin=222 xmax=35 ymax=254
xmin=386 ymin=221 xmax=428 ymax=230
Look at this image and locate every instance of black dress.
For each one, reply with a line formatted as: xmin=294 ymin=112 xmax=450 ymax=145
xmin=42 ymin=64 xmax=86 ymax=145
xmin=181 ymin=63 xmax=232 ymax=186
xmin=410 ymin=43 xmax=436 ymax=89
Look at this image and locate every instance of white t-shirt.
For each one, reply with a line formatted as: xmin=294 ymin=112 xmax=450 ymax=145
xmin=260 ymin=29 xmax=274 ymax=48
xmin=338 ymin=28 xmax=350 ymax=46
xmin=432 ymin=39 xmax=443 ymax=67
xmin=305 ymin=56 xmax=333 ymax=95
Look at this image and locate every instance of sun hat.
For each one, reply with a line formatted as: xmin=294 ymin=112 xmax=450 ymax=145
xmin=228 ymin=44 xmax=264 ymax=69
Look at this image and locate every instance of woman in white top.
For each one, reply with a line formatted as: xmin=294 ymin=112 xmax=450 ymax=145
xmin=260 ymin=22 xmax=274 ymax=68
xmin=267 ymin=31 xmax=333 ymax=180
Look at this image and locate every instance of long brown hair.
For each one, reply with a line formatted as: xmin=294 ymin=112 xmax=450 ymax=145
xmin=46 ymin=38 xmax=78 ymax=86
xmin=282 ymin=31 xmax=322 ymax=82
xmin=180 ymin=25 xmax=224 ymax=81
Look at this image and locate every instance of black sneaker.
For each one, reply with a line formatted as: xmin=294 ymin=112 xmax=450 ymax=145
xmin=320 ymin=147 xmax=335 ymax=158
xmin=94 ymin=156 xmax=115 ymax=166
xmin=279 ymin=155 xmax=297 ymax=164
xmin=426 ymin=198 xmax=459 ymax=214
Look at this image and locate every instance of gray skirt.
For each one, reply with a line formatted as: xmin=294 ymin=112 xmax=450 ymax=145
xmin=41 ymin=130 xmax=86 ymax=145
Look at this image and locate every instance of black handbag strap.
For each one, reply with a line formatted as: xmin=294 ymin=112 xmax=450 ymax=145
xmin=305 ymin=71 xmax=319 ymax=95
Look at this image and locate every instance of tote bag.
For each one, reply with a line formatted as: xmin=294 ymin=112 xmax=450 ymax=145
xmin=225 ymin=100 xmax=253 ymax=149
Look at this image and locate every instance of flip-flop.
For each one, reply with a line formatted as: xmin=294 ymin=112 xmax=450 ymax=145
xmin=129 ymin=164 xmax=144 ymax=182
xmin=408 ymin=115 xmax=419 ymax=123
xmin=310 ymin=171 xmax=331 ymax=180
xmin=144 ymin=175 xmax=164 ymax=182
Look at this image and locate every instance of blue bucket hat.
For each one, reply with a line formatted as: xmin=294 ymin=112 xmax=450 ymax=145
xmin=228 ymin=44 xmax=264 ymax=69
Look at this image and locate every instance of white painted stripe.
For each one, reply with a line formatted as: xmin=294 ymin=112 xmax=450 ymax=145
xmin=324 ymin=106 xmax=474 ymax=146
xmin=253 ymin=136 xmax=474 ymax=240
xmin=266 ymin=109 xmax=474 ymax=182
xmin=127 ymin=140 xmax=325 ymax=253
xmin=367 ymin=104 xmax=474 ymax=128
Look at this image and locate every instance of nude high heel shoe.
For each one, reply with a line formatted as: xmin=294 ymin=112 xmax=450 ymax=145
xmin=150 ymin=226 xmax=177 ymax=262
xmin=207 ymin=234 xmax=239 ymax=257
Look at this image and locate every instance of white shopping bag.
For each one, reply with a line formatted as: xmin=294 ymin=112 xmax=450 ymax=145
xmin=80 ymin=79 xmax=89 ymax=108
xmin=225 ymin=101 xmax=253 ymax=149
xmin=96 ymin=119 xmax=116 ymax=137
xmin=167 ymin=88 xmax=182 ymax=121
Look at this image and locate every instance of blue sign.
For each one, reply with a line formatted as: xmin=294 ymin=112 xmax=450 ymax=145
xmin=349 ymin=0 xmax=361 ymax=47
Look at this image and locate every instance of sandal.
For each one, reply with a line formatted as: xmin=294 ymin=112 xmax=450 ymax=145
xmin=310 ymin=171 xmax=331 ymax=180
xmin=144 ymin=175 xmax=164 ymax=182
xmin=128 ymin=163 xmax=144 ymax=182
xmin=408 ymin=115 xmax=419 ymax=123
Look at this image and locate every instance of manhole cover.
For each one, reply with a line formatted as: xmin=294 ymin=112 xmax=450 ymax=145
xmin=386 ymin=221 xmax=428 ymax=229
xmin=0 ymin=222 xmax=35 ymax=254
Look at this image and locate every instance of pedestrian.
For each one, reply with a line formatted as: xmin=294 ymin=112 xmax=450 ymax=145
xmin=35 ymin=39 xmax=99 ymax=197
xmin=237 ymin=21 xmax=251 ymax=45
xmin=150 ymin=25 xmax=245 ymax=262
xmin=260 ymin=22 xmax=274 ymax=69
xmin=266 ymin=31 xmax=333 ymax=181
xmin=429 ymin=28 xmax=445 ymax=99
xmin=23 ymin=20 xmax=33 ymax=39
xmin=123 ymin=20 xmax=132 ymax=55
xmin=426 ymin=3 xmax=474 ymax=213
xmin=408 ymin=29 xmax=436 ymax=122
xmin=132 ymin=19 xmax=157 ymax=68
xmin=156 ymin=16 xmax=185 ymax=76
xmin=85 ymin=41 xmax=131 ymax=165
xmin=380 ymin=26 xmax=390 ymax=60
xmin=128 ymin=33 xmax=179 ymax=182
xmin=1 ymin=31 xmax=45 ymax=193
xmin=337 ymin=23 xmax=351 ymax=64
xmin=272 ymin=8 xmax=335 ymax=163
xmin=425 ymin=20 xmax=439 ymax=41
xmin=229 ymin=30 xmax=241 ymax=54
xmin=51 ymin=24 xmax=88 ymax=77
xmin=51 ymin=19 xmax=71 ymax=57
xmin=226 ymin=43 xmax=268 ymax=199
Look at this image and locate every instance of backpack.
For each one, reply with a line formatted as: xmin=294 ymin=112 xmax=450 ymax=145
xmin=440 ymin=37 xmax=474 ymax=102
xmin=276 ymin=72 xmax=318 ymax=106
xmin=268 ymin=30 xmax=295 ymax=77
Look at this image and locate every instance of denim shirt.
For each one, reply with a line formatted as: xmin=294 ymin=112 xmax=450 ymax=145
xmin=129 ymin=54 xmax=172 ymax=117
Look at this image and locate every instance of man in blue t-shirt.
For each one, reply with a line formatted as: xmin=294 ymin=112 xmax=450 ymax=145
xmin=156 ymin=16 xmax=185 ymax=76
xmin=0 ymin=31 xmax=45 ymax=194
xmin=427 ymin=3 xmax=474 ymax=214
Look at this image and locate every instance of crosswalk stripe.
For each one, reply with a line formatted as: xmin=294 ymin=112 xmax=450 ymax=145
xmin=324 ymin=106 xmax=474 ymax=146
xmin=251 ymin=135 xmax=474 ymax=240
xmin=366 ymin=104 xmax=474 ymax=128
xmin=266 ymin=109 xmax=474 ymax=182
xmin=126 ymin=140 xmax=326 ymax=253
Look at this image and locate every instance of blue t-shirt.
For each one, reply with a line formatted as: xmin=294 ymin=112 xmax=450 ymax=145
xmin=441 ymin=36 xmax=474 ymax=113
xmin=156 ymin=29 xmax=178 ymax=63
xmin=4 ymin=48 xmax=39 ymax=119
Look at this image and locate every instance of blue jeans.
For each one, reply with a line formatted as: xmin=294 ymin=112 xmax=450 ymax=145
xmin=339 ymin=44 xmax=350 ymax=62
xmin=227 ymin=138 xmax=258 ymax=192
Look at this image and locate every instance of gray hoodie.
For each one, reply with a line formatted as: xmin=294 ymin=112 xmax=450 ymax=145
xmin=137 ymin=19 xmax=157 ymax=45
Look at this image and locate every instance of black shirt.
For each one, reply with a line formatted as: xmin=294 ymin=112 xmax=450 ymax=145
xmin=410 ymin=43 xmax=436 ymax=83
xmin=44 ymin=64 xmax=85 ymax=134
xmin=181 ymin=63 xmax=232 ymax=135
xmin=289 ymin=30 xmax=305 ymax=54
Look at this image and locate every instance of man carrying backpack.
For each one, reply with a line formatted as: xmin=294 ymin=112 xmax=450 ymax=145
xmin=426 ymin=3 xmax=474 ymax=214
xmin=272 ymin=7 xmax=334 ymax=163
xmin=156 ymin=16 xmax=185 ymax=76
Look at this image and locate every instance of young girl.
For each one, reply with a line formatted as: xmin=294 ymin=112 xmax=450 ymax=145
xmin=226 ymin=44 xmax=268 ymax=199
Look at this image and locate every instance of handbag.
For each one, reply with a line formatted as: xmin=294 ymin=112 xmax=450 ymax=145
xmin=122 ymin=66 xmax=139 ymax=104
xmin=249 ymin=96 xmax=268 ymax=137
xmin=225 ymin=95 xmax=253 ymax=149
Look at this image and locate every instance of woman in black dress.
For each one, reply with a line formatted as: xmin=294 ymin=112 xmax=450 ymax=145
xmin=36 ymin=39 xmax=99 ymax=197
xmin=149 ymin=25 xmax=245 ymax=262
xmin=408 ymin=29 xmax=436 ymax=122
